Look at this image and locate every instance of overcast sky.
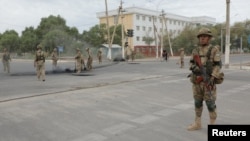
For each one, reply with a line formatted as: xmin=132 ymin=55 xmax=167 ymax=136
xmin=0 ymin=0 xmax=249 ymax=35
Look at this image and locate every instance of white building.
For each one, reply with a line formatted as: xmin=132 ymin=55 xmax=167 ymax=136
xmin=96 ymin=6 xmax=216 ymax=57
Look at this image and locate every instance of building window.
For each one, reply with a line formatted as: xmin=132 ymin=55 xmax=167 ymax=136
xmin=142 ymin=16 xmax=146 ymax=21
xmin=136 ymin=36 xmax=140 ymax=41
xmin=143 ymin=26 xmax=146 ymax=31
xmin=136 ymin=26 xmax=140 ymax=31
xmin=149 ymin=17 xmax=151 ymax=22
xmin=169 ymin=20 xmax=172 ymax=25
xmin=136 ymin=15 xmax=140 ymax=20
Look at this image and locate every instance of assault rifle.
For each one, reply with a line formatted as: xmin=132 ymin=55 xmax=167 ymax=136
xmin=193 ymin=55 xmax=213 ymax=96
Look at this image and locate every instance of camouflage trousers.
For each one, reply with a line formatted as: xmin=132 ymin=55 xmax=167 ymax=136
xmin=76 ymin=61 xmax=82 ymax=73
xmin=52 ymin=60 xmax=58 ymax=70
xmin=36 ymin=61 xmax=45 ymax=81
xmin=2 ymin=60 xmax=10 ymax=73
xmin=87 ymin=57 xmax=93 ymax=70
xmin=192 ymin=82 xmax=217 ymax=120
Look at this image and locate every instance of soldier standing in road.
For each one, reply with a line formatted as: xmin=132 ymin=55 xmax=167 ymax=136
xmin=187 ymin=27 xmax=224 ymax=131
xmin=179 ymin=48 xmax=185 ymax=68
xmin=131 ymin=49 xmax=136 ymax=62
xmin=86 ymin=48 xmax=93 ymax=70
xmin=97 ymin=48 xmax=102 ymax=64
xmin=51 ymin=47 xmax=58 ymax=70
xmin=34 ymin=45 xmax=46 ymax=81
xmin=74 ymin=48 xmax=84 ymax=73
xmin=162 ymin=49 xmax=168 ymax=62
xmin=1 ymin=48 xmax=11 ymax=73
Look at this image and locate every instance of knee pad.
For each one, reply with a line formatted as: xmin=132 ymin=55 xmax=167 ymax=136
xmin=206 ymin=100 xmax=216 ymax=112
xmin=194 ymin=99 xmax=203 ymax=108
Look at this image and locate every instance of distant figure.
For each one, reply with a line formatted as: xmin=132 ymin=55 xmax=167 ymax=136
xmin=1 ymin=48 xmax=11 ymax=73
xmin=97 ymin=48 xmax=102 ymax=64
xmin=74 ymin=48 xmax=83 ymax=73
xmin=131 ymin=50 xmax=136 ymax=61
xmin=51 ymin=48 xmax=58 ymax=70
xmin=179 ymin=48 xmax=185 ymax=68
xmin=162 ymin=49 xmax=168 ymax=61
xmin=86 ymin=48 xmax=93 ymax=71
xmin=34 ymin=45 xmax=46 ymax=81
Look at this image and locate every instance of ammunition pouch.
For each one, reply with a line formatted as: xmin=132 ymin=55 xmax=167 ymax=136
xmin=3 ymin=54 xmax=10 ymax=61
xmin=214 ymin=72 xmax=224 ymax=84
xmin=190 ymin=65 xmax=200 ymax=74
xmin=189 ymin=73 xmax=198 ymax=84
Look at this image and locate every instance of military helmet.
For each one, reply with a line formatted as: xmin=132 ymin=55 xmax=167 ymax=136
xmin=197 ymin=27 xmax=213 ymax=38
xmin=53 ymin=48 xmax=57 ymax=51
xmin=37 ymin=45 xmax=42 ymax=49
xmin=76 ymin=48 xmax=80 ymax=51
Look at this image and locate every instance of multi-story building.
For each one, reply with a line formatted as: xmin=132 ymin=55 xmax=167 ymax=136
xmin=96 ymin=6 xmax=216 ymax=57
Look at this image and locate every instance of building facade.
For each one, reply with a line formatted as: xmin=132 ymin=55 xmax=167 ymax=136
xmin=96 ymin=7 xmax=216 ymax=57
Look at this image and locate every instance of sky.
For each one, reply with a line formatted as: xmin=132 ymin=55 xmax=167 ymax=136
xmin=0 ymin=0 xmax=249 ymax=35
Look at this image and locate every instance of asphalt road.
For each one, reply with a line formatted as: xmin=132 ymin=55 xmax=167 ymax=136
xmin=0 ymin=56 xmax=250 ymax=141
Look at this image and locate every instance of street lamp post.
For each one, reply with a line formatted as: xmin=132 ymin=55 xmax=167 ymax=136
xmin=225 ymin=0 xmax=230 ymax=68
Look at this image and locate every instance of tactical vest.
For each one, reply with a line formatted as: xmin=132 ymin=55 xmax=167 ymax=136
xmin=3 ymin=53 xmax=10 ymax=61
xmin=196 ymin=46 xmax=222 ymax=76
xmin=36 ymin=51 xmax=45 ymax=61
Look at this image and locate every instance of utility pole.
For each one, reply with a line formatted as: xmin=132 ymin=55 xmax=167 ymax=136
xmin=160 ymin=10 xmax=165 ymax=58
xmin=162 ymin=13 xmax=173 ymax=57
xmin=225 ymin=0 xmax=230 ymax=68
xmin=120 ymin=0 xmax=125 ymax=59
xmin=105 ymin=0 xmax=112 ymax=60
xmin=160 ymin=10 xmax=173 ymax=57
xmin=153 ymin=16 xmax=159 ymax=59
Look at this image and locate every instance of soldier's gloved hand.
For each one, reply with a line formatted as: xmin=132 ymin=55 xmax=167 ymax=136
xmin=208 ymin=76 xmax=215 ymax=86
xmin=190 ymin=65 xmax=200 ymax=73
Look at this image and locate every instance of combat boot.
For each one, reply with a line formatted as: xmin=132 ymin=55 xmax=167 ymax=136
xmin=187 ymin=117 xmax=201 ymax=131
xmin=209 ymin=111 xmax=217 ymax=125
xmin=210 ymin=119 xmax=216 ymax=124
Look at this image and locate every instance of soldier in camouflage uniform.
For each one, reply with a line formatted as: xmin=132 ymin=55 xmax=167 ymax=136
xmin=86 ymin=48 xmax=93 ymax=71
xmin=51 ymin=48 xmax=58 ymax=70
xmin=97 ymin=48 xmax=102 ymax=64
xmin=34 ymin=45 xmax=46 ymax=81
xmin=187 ymin=27 xmax=223 ymax=131
xmin=74 ymin=48 xmax=84 ymax=73
xmin=2 ymin=48 xmax=11 ymax=73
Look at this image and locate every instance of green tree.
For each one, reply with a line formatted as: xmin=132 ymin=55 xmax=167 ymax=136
xmin=81 ymin=24 xmax=106 ymax=47
xmin=20 ymin=27 xmax=38 ymax=53
xmin=0 ymin=30 xmax=20 ymax=53
xmin=143 ymin=36 xmax=154 ymax=46
xmin=172 ymin=26 xmax=198 ymax=54
xmin=36 ymin=15 xmax=69 ymax=43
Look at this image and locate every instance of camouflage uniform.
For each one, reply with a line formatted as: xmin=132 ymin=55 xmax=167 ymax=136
xmin=179 ymin=48 xmax=185 ymax=68
xmin=97 ymin=48 xmax=102 ymax=64
xmin=74 ymin=48 xmax=84 ymax=73
xmin=34 ymin=45 xmax=46 ymax=81
xmin=187 ymin=28 xmax=223 ymax=130
xmin=2 ymin=48 xmax=11 ymax=73
xmin=51 ymin=48 xmax=58 ymax=70
xmin=86 ymin=48 xmax=93 ymax=70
